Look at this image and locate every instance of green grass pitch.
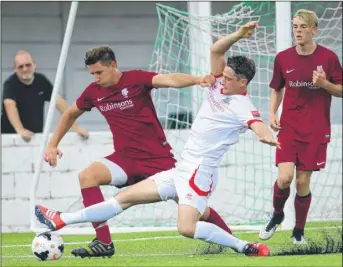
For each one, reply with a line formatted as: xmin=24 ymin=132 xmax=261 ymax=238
xmin=2 ymin=221 xmax=342 ymax=266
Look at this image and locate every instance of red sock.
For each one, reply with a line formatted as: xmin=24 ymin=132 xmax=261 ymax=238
xmin=206 ymin=208 xmax=232 ymax=234
xmin=294 ymin=193 xmax=312 ymax=229
xmin=81 ymin=187 xmax=112 ymax=244
xmin=273 ymin=180 xmax=290 ymax=214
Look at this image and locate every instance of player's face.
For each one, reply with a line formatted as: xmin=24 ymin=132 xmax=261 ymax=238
xmin=292 ymin=16 xmax=317 ymax=46
xmin=87 ymin=61 xmax=117 ymax=87
xmin=221 ymin=66 xmax=247 ymax=95
xmin=14 ymin=53 xmax=36 ymax=83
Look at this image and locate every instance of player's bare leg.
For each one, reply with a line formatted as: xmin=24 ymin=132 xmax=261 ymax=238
xmin=115 ymin=178 xmax=163 ymax=208
xmin=178 ymin=204 xmax=269 ymax=256
xmin=78 ymin=162 xmax=113 ymax=189
xmin=170 ymin=198 xmax=232 ymax=234
xmin=292 ymin=170 xmax=312 ymax=244
xmin=259 ymin=162 xmax=295 ymax=240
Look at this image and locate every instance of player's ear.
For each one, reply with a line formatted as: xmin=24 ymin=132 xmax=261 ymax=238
xmin=111 ymin=61 xmax=117 ymax=69
xmin=312 ymin=26 xmax=318 ymax=36
xmin=241 ymin=78 xmax=248 ymax=87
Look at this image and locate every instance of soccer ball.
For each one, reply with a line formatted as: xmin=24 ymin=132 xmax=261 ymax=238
xmin=31 ymin=232 xmax=64 ymax=261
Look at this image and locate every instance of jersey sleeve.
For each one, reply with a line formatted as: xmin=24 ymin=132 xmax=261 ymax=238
xmin=328 ymin=53 xmax=343 ymax=85
xmin=233 ymin=97 xmax=263 ymax=129
xmin=75 ymin=85 xmax=95 ymax=111
xmin=2 ymin=79 xmax=18 ymax=101
xmin=134 ymin=70 xmax=158 ymax=91
xmin=269 ymin=54 xmax=285 ymax=91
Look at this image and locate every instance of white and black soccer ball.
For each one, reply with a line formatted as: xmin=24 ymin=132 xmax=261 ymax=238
xmin=31 ymin=232 xmax=64 ymax=261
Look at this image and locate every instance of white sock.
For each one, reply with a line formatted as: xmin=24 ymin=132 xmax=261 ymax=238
xmin=194 ymin=221 xmax=248 ymax=253
xmin=60 ymin=198 xmax=123 ymax=225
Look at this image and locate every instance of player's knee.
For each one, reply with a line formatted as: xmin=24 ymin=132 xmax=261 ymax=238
xmin=78 ymin=169 xmax=98 ymax=188
xmin=177 ymin=223 xmax=195 ymax=238
xmin=277 ymin=174 xmax=293 ymax=188
xmin=295 ymin=177 xmax=310 ymax=190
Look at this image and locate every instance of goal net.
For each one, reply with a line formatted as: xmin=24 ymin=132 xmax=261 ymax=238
xmin=31 ymin=2 xmax=342 ymax=234
xmin=149 ymin=2 xmax=342 ymax=227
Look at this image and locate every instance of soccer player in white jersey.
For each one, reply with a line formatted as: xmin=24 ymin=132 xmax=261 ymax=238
xmin=36 ymin=21 xmax=279 ymax=257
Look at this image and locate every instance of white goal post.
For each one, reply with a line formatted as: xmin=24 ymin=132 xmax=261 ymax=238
xmin=30 ymin=1 xmax=80 ymax=234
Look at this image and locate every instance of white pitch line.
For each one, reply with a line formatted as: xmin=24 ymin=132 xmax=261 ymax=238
xmin=2 ymin=253 xmax=191 ymax=259
xmin=1 ymin=231 xmax=257 ymax=248
xmin=2 ymin=226 xmax=341 ymax=249
xmin=2 ymin=236 xmax=183 ymax=248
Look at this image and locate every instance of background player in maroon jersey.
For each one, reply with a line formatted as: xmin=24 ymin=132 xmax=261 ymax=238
xmin=259 ymin=9 xmax=342 ymax=244
xmin=43 ymin=45 xmax=233 ymax=258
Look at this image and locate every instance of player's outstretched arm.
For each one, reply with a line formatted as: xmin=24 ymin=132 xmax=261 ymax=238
xmin=210 ymin=21 xmax=258 ymax=76
xmin=250 ymin=121 xmax=281 ymax=149
xmin=152 ymin=73 xmax=214 ymax=89
xmin=45 ymin=103 xmax=85 ymax=167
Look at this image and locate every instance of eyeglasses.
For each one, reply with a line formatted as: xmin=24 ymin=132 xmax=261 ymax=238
xmin=17 ymin=63 xmax=32 ymax=69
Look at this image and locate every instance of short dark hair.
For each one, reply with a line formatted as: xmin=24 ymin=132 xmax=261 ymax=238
xmin=84 ymin=45 xmax=116 ymax=66
xmin=226 ymin=56 xmax=256 ymax=84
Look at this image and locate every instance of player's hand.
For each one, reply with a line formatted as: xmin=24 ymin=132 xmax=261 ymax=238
xmin=199 ymin=74 xmax=215 ymax=87
xmin=259 ymin=136 xmax=281 ymax=149
xmin=18 ymin=129 xmax=34 ymax=142
xmin=237 ymin=21 xmax=259 ymax=38
xmin=44 ymin=145 xmax=63 ymax=167
xmin=313 ymin=69 xmax=328 ymax=89
xmin=269 ymin=113 xmax=281 ymax=132
xmin=75 ymin=127 xmax=89 ymax=139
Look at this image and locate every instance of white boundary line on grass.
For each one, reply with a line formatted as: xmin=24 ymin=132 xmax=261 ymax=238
xmin=2 ymin=235 xmax=184 ymax=248
xmin=2 ymin=226 xmax=341 ymax=249
xmin=2 ymin=253 xmax=192 ymax=258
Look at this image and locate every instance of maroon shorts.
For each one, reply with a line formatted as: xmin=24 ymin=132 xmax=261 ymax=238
xmin=105 ymin=152 xmax=176 ymax=188
xmin=276 ymin=137 xmax=328 ymax=171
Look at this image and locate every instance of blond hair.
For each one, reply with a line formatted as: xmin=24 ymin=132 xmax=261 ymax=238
xmin=293 ymin=9 xmax=319 ymax=27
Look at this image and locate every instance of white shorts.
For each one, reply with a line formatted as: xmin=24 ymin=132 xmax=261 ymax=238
xmin=150 ymin=161 xmax=219 ymax=215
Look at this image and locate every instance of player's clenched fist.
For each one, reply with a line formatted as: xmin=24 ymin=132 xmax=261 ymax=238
xmin=237 ymin=21 xmax=259 ymax=38
xmin=313 ymin=69 xmax=327 ymax=89
xmin=200 ymin=74 xmax=215 ymax=87
xmin=44 ymin=146 xmax=63 ymax=167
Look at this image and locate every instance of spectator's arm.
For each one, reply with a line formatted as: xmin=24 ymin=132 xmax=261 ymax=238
xmin=3 ymin=99 xmax=25 ymax=133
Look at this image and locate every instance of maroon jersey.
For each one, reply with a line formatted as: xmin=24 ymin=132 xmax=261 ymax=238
xmin=76 ymin=70 xmax=174 ymax=160
xmin=270 ymin=45 xmax=342 ymax=143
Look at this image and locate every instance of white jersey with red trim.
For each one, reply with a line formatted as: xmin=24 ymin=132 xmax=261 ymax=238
xmin=181 ymin=76 xmax=262 ymax=166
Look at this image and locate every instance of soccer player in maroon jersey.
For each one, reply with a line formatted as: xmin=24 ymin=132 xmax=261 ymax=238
xmin=259 ymin=9 xmax=342 ymax=244
xmin=43 ymin=45 xmax=233 ymax=257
